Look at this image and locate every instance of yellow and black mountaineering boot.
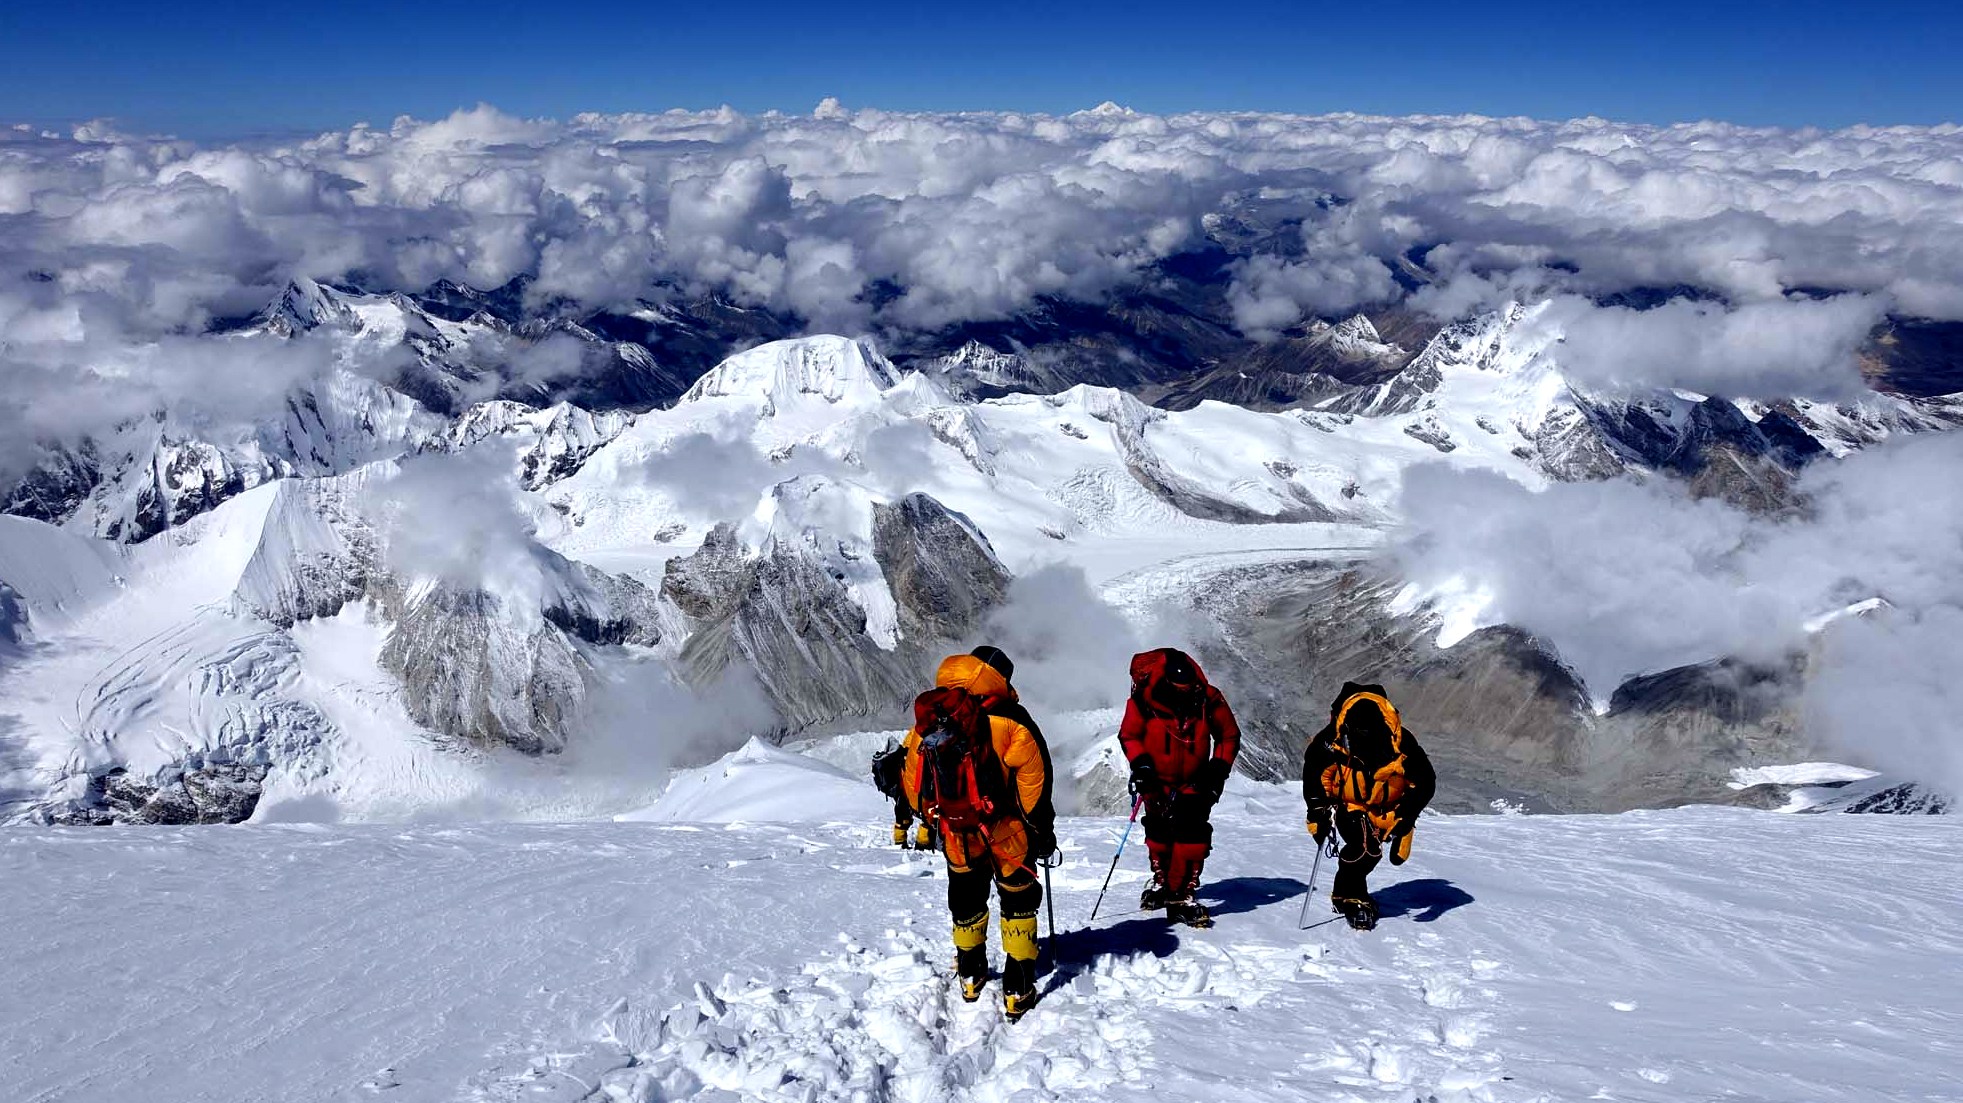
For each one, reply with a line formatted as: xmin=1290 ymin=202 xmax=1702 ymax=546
xmin=1000 ymin=914 xmax=1040 ymax=1021
xmin=913 ymin=822 xmax=934 ymax=850
xmin=893 ymin=822 xmax=909 ymax=847
xmin=953 ymin=910 xmax=989 ymax=1002
xmin=1332 ymin=894 xmax=1379 ymax=931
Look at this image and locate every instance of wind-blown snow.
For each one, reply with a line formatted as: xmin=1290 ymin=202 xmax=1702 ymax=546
xmin=1729 ymin=762 xmax=1879 ymax=789
xmin=616 ymin=738 xmax=890 ymax=825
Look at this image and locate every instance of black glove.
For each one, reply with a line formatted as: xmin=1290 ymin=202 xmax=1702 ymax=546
xmin=1027 ymin=818 xmax=1057 ymax=863
xmin=1198 ymin=759 xmax=1232 ymax=802
xmin=1128 ymin=760 xmax=1161 ymax=801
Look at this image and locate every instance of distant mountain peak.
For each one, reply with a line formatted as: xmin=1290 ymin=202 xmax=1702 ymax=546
xmin=679 ymin=336 xmax=899 ymax=411
xmin=262 ymin=278 xmax=359 ymax=337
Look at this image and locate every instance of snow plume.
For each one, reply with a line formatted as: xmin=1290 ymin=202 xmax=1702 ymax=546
xmin=435 ymin=658 xmax=778 ymax=821
xmin=973 ymin=562 xmax=1221 ymax=715
xmin=631 ymin=432 xmax=791 ymax=520
xmin=0 ymin=322 xmax=352 ymax=482
xmin=1395 ymin=466 xmax=1796 ymax=694
xmin=364 ymin=448 xmax=555 ymax=609
xmin=1395 ymin=432 xmax=1963 ymax=792
xmin=1805 ymin=606 xmax=1963 ymax=801
xmin=976 ymin=564 xmax=1145 ymax=716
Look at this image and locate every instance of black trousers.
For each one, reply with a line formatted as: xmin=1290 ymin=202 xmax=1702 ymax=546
xmin=1142 ymin=789 xmax=1215 ymax=846
xmin=1330 ymin=809 xmax=1384 ymax=899
xmin=948 ymin=862 xmax=1042 ymax=922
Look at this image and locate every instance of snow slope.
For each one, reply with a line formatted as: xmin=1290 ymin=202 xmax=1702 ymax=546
xmin=3 ymin=758 xmax=1957 ymax=1103
xmin=617 ymin=737 xmax=891 ymax=825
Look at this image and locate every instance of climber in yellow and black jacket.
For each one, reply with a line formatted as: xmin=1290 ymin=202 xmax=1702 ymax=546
xmin=1302 ymin=682 xmax=1435 ymax=930
xmin=902 ymin=652 xmax=1051 ymax=1020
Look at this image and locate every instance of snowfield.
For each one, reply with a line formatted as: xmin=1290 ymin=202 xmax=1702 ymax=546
xmin=4 ymin=756 xmax=1958 ymax=1102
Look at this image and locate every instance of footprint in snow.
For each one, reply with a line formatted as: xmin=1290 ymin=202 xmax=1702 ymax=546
xmin=575 ymin=929 xmax=1150 ymax=1102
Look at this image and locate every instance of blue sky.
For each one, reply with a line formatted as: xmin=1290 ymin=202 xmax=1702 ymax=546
xmin=3 ymin=0 xmax=1959 ymax=137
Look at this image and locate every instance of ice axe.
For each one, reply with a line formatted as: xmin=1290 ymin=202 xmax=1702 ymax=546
xmin=1298 ymin=817 xmax=1336 ymax=930
xmin=1089 ymin=795 xmax=1143 ymax=922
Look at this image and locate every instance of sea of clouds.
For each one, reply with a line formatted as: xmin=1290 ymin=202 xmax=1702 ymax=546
xmin=7 ymin=101 xmax=1963 ymax=355
xmin=6 ymin=101 xmax=1960 ymax=462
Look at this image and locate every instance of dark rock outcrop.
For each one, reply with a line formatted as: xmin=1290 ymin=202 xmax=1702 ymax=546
xmin=378 ymin=584 xmax=588 ymax=756
xmin=1167 ymin=556 xmax=1816 ymax=813
xmin=665 ymin=491 xmax=1013 ymax=733
xmin=673 ymin=543 xmax=926 ymax=732
xmin=51 ymin=764 xmax=269 ymax=825
xmin=872 ymin=494 xmax=1012 ymax=643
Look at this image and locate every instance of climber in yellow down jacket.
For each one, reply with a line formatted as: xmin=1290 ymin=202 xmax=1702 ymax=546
xmin=1302 ymin=682 xmax=1436 ymax=931
xmin=902 ymin=653 xmax=1051 ymax=1020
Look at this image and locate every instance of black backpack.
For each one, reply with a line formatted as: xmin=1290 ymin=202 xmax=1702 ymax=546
xmin=870 ymin=741 xmax=908 ymax=802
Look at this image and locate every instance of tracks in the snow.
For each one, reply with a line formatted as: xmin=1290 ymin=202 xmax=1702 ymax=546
xmin=462 ymin=828 xmax=1524 ymax=1103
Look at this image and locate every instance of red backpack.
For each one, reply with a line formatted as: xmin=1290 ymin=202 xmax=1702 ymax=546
xmin=911 ymin=687 xmax=1009 ymax=832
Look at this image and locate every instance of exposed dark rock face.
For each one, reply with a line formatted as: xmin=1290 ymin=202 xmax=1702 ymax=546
xmin=1657 ymin=398 xmax=1826 ymax=474
xmin=370 ymin=552 xmax=665 ymax=756
xmin=1167 ymin=556 xmax=1816 ymax=814
xmin=673 ymin=544 xmax=926 ymax=732
xmin=545 ymin=563 xmax=667 ymax=648
xmin=1148 ymin=312 xmax=1426 ymax=413
xmin=378 ymin=584 xmax=588 ymax=756
xmin=1684 ymin=446 xmax=1805 ymax=515
xmin=0 ymin=581 xmax=25 ymax=650
xmin=1828 ymin=784 xmax=1951 ymax=815
xmin=1863 ymin=317 xmax=1963 ymax=398
xmin=659 ymin=523 xmax=752 ymax=622
xmin=872 ymin=494 xmax=1012 ymax=643
xmin=2 ymin=444 xmax=102 ymax=526
xmin=51 ymin=764 xmax=269 ymax=825
xmin=664 ymin=491 xmax=1013 ymax=733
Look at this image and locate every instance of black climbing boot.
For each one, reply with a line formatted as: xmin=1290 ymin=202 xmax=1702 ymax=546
xmin=1166 ymin=893 xmax=1213 ymax=929
xmin=1002 ymin=956 xmax=1038 ymax=1021
xmin=955 ymin=945 xmax=988 ymax=1001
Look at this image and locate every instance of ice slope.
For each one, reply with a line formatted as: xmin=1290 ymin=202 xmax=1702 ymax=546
xmin=0 ymin=479 xmax=556 ymax=823
xmin=4 ymin=755 xmax=1959 ymax=1103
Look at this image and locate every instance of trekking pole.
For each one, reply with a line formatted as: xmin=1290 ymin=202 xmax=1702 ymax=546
xmin=1298 ymin=821 xmax=1333 ymax=929
xmin=1043 ymin=853 xmax=1057 ymax=947
xmin=1089 ymin=795 xmax=1144 ymax=922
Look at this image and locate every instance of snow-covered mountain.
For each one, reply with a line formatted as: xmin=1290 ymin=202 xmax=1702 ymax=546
xmin=2 ymin=297 xmax=1959 ymax=824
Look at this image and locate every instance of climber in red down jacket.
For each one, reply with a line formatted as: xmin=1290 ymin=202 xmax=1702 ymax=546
xmin=1118 ymin=647 xmax=1240 ymax=928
